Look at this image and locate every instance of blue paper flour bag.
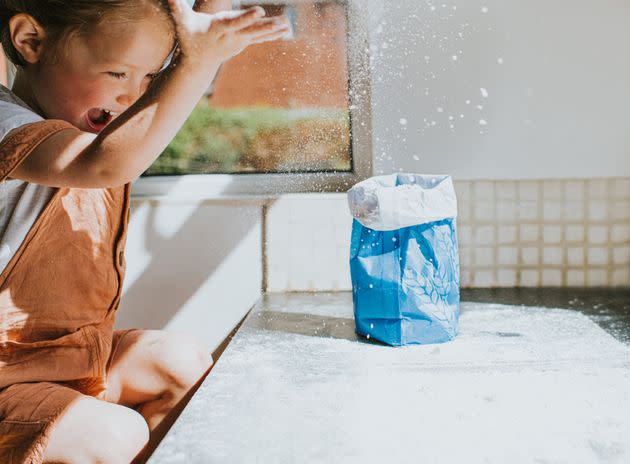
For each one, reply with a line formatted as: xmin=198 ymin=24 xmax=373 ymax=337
xmin=347 ymin=173 xmax=460 ymax=346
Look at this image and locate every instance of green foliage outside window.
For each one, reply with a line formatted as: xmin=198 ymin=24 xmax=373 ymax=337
xmin=144 ymin=102 xmax=351 ymax=175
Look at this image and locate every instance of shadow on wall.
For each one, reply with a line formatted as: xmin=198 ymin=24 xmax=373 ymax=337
xmin=116 ymin=193 xmax=264 ymax=331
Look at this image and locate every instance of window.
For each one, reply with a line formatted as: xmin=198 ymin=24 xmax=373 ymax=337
xmin=136 ymin=0 xmax=372 ymax=196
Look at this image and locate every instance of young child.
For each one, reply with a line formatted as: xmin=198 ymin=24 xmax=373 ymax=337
xmin=0 ymin=0 xmax=289 ymax=462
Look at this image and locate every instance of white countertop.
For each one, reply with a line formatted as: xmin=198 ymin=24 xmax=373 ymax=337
xmin=148 ymin=292 xmax=630 ymax=464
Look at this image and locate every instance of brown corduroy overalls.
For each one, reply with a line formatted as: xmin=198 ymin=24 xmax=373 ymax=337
xmin=0 ymin=120 xmax=133 ymax=463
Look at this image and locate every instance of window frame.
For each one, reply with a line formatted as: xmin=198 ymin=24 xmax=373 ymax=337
xmin=132 ymin=0 xmax=373 ymax=198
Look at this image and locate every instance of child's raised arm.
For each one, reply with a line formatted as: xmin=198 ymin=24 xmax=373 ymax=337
xmin=10 ymin=1 xmax=289 ymax=188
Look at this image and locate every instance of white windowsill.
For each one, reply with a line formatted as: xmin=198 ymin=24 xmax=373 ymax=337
xmin=130 ymin=171 xmax=365 ymax=203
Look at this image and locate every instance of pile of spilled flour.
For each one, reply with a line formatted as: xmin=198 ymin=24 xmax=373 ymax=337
xmin=152 ymin=301 xmax=630 ymax=464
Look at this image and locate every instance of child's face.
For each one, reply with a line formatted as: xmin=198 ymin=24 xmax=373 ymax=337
xmin=29 ymin=7 xmax=175 ymax=133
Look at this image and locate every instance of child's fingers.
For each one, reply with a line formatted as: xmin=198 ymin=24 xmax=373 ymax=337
xmin=193 ymin=0 xmax=231 ymax=14
xmin=167 ymin=0 xmax=190 ymax=16
xmin=168 ymin=0 xmax=194 ymax=27
xmin=239 ymin=16 xmax=289 ymax=37
xmin=250 ymin=27 xmax=291 ymax=44
xmin=219 ymin=6 xmax=265 ymax=31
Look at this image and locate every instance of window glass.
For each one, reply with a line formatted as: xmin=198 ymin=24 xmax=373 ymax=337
xmin=145 ymin=0 xmax=352 ymax=176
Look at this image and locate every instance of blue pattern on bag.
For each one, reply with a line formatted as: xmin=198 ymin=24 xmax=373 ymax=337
xmin=350 ymin=218 xmax=460 ymax=346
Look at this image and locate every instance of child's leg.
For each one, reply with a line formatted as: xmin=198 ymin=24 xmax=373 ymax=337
xmin=43 ymin=396 xmax=149 ymax=464
xmin=0 ymin=381 xmax=148 ymax=464
xmin=105 ymin=329 xmax=213 ymax=430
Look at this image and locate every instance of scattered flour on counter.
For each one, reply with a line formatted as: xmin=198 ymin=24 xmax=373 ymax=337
xmin=151 ymin=301 xmax=630 ymax=464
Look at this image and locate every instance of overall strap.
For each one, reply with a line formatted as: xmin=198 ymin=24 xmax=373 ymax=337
xmin=0 ymin=119 xmax=75 ymax=181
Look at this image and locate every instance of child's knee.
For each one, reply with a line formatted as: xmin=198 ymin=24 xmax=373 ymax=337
xmin=44 ymin=398 xmax=149 ymax=464
xmin=153 ymin=332 xmax=213 ymax=391
xmin=96 ymin=406 xmax=150 ymax=463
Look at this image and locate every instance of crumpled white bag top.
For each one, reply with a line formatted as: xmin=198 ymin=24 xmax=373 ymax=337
xmin=347 ymin=173 xmax=458 ymax=231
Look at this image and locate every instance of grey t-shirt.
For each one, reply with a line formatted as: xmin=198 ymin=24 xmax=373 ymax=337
xmin=0 ymin=84 xmax=57 ymax=272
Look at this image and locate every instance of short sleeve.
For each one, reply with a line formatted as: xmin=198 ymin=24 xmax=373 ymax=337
xmin=0 ymin=85 xmax=44 ymax=144
xmin=0 ymin=100 xmax=44 ymax=144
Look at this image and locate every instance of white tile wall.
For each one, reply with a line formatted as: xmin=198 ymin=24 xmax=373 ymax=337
xmin=613 ymin=268 xmax=630 ymax=286
xmin=543 ymin=226 xmax=562 ymax=244
xmin=456 ymin=178 xmax=630 ymax=288
xmin=565 ymin=181 xmax=584 ymax=199
xmin=567 ymin=248 xmax=585 ymax=267
xmin=567 ymin=270 xmax=585 ymax=286
xmin=265 ymin=178 xmax=630 ymax=290
xmin=520 ymin=225 xmax=539 ymax=242
xmin=266 ymin=194 xmax=352 ymax=292
xmin=497 ymin=269 xmax=517 ymax=287
xmin=566 ymin=225 xmax=585 ymax=242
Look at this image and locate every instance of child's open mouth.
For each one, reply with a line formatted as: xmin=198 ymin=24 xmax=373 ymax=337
xmin=86 ymin=107 xmax=116 ymax=132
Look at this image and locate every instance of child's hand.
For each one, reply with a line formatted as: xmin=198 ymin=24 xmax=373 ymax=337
xmin=192 ymin=0 xmax=231 ymax=14
xmin=168 ymin=0 xmax=289 ymax=68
